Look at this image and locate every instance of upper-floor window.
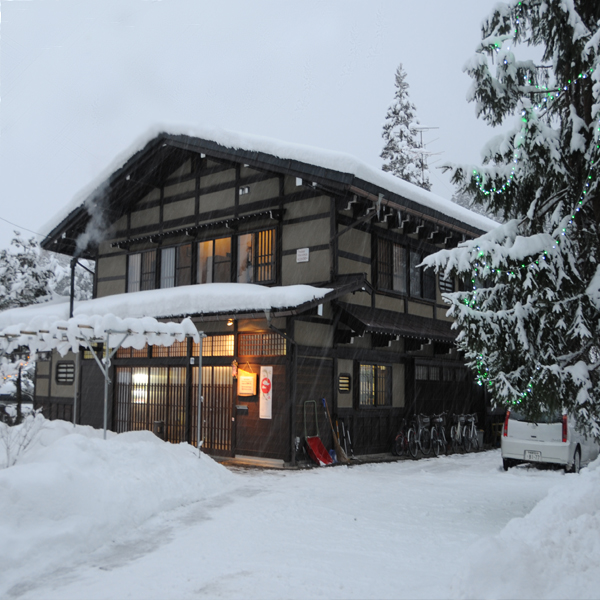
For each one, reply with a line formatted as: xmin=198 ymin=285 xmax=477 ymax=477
xmin=161 ymin=244 xmax=192 ymax=288
xmin=238 ymin=229 xmax=276 ymax=284
xmin=376 ymin=238 xmax=435 ymax=301
xmin=198 ymin=237 xmax=232 ymax=283
xmin=126 ymin=228 xmax=277 ymax=292
xmin=439 ymin=274 xmax=455 ymax=294
xmin=377 ymin=238 xmax=406 ymax=293
xmin=128 ymin=250 xmax=156 ymax=292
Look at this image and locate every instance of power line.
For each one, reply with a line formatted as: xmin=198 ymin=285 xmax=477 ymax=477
xmin=0 ymin=216 xmax=44 ymax=237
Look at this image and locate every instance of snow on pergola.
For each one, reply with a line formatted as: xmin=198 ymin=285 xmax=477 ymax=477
xmin=0 ymin=312 xmax=200 ymax=441
xmin=0 ymin=283 xmax=332 ymax=444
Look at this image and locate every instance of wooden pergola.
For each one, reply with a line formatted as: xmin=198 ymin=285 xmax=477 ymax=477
xmin=0 ymin=314 xmax=204 ymax=446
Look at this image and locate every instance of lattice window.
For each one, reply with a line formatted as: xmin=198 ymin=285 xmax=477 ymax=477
xmin=358 ymin=364 xmax=390 ymax=407
xmin=56 ymin=361 xmax=75 ymax=385
xmin=377 ymin=238 xmax=406 ymax=293
xmin=152 ymin=340 xmax=189 ymax=358
xmin=439 ymin=274 xmax=455 ymax=294
xmin=429 ymin=366 xmax=440 ymax=381
xmin=338 ymin=374 xmax=351 ymax=394
xmin=238 ymin=332 xmax=286 ymax=356
xmin=116 ymin=344 xmax=150 ymax=359
xmin=192 ymin=335 xmax=235 ymax=357
xmin=237 ymin=229 xmax=276 ymax=284
xmin=415 ymin=365 xmax=428 ymax=380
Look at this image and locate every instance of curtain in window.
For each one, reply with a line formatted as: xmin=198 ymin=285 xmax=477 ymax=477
xmin=161 ymin=247 xmax=176 ymax=288
xmin=128 ymin=254 xmax=141 ymax=292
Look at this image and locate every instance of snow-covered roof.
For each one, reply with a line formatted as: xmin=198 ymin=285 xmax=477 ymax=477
xmin=0 ymin=284 xmax=330 ymax=355
xmin=42 ymin=124 xmax=499 ymax=240
xmin=0 ymin=283 xmax=332 ymax=354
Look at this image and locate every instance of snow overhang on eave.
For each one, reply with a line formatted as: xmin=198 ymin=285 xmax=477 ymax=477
xmin=347 ymin=178 xmax=489 ymax=239
xmin=40 ymin=127 xmax=499 ymax=258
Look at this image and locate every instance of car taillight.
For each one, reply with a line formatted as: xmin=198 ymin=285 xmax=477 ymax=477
xmin=562 ymin=414 xmax=568 ymax=443
xmin=503 ymin=410 xmax=510 ymax=437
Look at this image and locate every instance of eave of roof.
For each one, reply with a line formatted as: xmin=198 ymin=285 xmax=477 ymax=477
xmin=41 ymin=125 xmax=499 ymax=256
xmin=336 ymin=301 xmax=456 ymax=343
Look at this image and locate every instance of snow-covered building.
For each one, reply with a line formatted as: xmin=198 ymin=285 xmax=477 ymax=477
xmin=32 ymin=127 xmax=496 ymax=463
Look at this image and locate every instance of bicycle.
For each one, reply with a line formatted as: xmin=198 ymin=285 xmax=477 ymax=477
xmin=450 ymin=413 xmax=466 ymax=453
xmin=430 ymin=412 xmax=447 ymax=457
xmin=463 ymin=413 xmax=479 ymax=452
xmin=391 ymin=418 xmax=412 ymax=457
xmin=408 ymin=413 xmax=432 ymax=459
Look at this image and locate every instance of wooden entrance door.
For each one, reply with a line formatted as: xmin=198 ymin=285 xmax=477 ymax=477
xmin=191 ymin=366 xmax=234 ymax=457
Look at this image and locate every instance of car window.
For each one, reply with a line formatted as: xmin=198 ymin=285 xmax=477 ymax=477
xmin=509 ymin=409 xmax=562 ymax=424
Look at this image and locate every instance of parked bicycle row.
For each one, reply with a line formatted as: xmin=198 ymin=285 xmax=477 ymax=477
xmin=391 ymin=412 xmax=480 ymax=459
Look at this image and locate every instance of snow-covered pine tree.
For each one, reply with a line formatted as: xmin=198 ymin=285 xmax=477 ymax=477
xmin=0 ymin=233 xmax=54 ymax=311
xmin=0 ymin=232 xmax=93 ymax=420
xmin=0 ymin=231 xmax=93 ymax=311
xmin=424 ymin=1 xmax=600 ymax=436
xmin=381 ymin=63 xmax=431 ymax=191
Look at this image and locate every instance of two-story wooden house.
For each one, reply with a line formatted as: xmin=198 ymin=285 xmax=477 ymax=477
xmin=35 ymin=127 xmax=496 ymax=465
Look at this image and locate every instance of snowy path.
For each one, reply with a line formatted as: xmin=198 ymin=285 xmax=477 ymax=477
xmin=5 ymin=449 xmax=565 ymax=600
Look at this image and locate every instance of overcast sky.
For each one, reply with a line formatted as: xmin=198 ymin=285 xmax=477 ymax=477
xmin=0 ymin=0 xmax=501 ymax=250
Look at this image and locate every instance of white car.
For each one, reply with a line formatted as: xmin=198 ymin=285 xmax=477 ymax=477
xmin=501 ymin=409 xmax=600 ymax=473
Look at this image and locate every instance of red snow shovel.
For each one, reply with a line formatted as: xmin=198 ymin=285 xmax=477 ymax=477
xmin=304 ymin=400 xmax=333 ymax=466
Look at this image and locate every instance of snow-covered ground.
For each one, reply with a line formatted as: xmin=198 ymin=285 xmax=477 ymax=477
xmin=1 ymin=417 xmax=598 ymax=599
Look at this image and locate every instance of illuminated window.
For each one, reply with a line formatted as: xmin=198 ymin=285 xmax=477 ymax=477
xmin=338 ymin=374 xmax=351 ymax=394
xmin=153 ymin=340 xmax=189 ymax=358
xmin=239 ymin=332 xmax=286 ymax=356
xmin=358 ymin=364 xmax=390 ymax=407
xmin=192 ymin=335 xmax=235 ymax=357
xmin=198 ymin=237 xmax=232 ymax=283
xmin=237 ymin=229 xmax=276 ymax=284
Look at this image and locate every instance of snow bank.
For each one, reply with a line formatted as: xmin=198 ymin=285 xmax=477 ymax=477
xmin=454 ymin=459 xmax=600 ymax=599
xmin=0 ymin=417 xmax=236 ymax=585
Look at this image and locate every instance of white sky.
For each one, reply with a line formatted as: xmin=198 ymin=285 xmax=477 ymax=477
xmin=0 ymin=0 xmax=501 ymax=249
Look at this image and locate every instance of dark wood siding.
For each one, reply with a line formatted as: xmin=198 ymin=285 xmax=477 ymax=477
xmin=295 ymin=356 xmax=334 ymax=449
xmin=234 ymin=363 xmax=288 ymax=461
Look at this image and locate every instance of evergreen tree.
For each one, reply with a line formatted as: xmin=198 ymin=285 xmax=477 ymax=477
xmin=424 ymin=1 xmax=600 ymax=436
xmin=0 ymin=231 xmax=93 ymax=311
xmin=381 ymin=63 xmax=431 ymax=191
xmin=0 ymin=233 xmax=54 ymax=311
xmin=0 ymin=233 xmax=93 ymax=419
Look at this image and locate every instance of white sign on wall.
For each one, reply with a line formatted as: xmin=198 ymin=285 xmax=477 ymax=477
xmin=296 ymin=248 xmax=310 ymax=263
xmin=259 ymin=366 xmax=273 ymax=420
xmin=237 ymin=369 xmax=257 ymax=396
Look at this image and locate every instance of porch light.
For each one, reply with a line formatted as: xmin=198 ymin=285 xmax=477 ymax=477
xmin=227 ymin=318 xmax=234 ymax=327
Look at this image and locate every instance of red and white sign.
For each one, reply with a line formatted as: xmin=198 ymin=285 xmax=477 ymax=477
xmin=259 ymin=366 xmax=273 ymax=420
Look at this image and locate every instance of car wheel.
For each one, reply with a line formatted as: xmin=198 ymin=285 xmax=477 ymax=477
xmin=568 ymin=448 xmax=581 ymax=474
xmin=502 ymin=458 xmax=511 ymax=471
